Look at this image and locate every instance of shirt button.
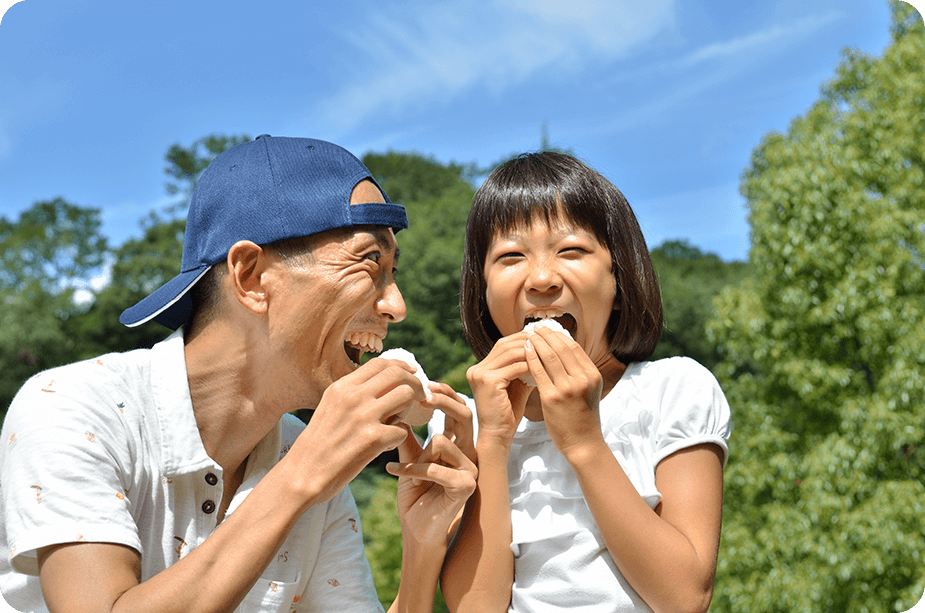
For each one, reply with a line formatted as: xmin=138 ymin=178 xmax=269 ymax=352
xmin=204 ymin=473 xmax=218 ymax=486
xmin=202 ymin=500 xmax=216 ymax=514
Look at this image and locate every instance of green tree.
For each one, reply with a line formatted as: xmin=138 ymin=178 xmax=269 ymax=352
xmin=0 ymin=199 xmax=110 ymax=416
xmin=649 ymin=239 xmax=751 ymax=369
xmin=67 ymin=213 xmax=185 ymax=357
xmin=72 ymin=135 xmax=252 ymax=356
xmin=708 ymin=3 xmax=925 ymax=611
xmin=164 ymin=133 xmax=251 ymax=211
xmin=0 ymin=197 xmax=107 ymax=296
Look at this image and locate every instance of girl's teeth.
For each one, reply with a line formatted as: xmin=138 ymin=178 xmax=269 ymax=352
xmin=531 ymin=309 xmax=564 ymax=321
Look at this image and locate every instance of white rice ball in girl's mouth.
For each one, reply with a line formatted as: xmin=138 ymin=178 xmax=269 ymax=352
xmin=379 ymin=348 xmax=434 ymax=426
xmin=518 ymin=319 xmax=574 ymax=387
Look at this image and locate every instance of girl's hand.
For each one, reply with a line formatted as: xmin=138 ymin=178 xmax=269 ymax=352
xmin=524 ymin=325 xmax=606 ymax=456
xmin=466 ymin=333 xmax=533 ymax=443
xmin=427 ymin=381 xmax=476 ymax=465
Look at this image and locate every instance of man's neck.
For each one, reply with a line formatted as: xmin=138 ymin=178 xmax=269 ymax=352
xmin=183 ymin=322 xmax=281 ymax=476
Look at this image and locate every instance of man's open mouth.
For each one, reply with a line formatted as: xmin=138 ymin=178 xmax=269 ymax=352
xmin=344 ymin=332 xmax=384 ymax=367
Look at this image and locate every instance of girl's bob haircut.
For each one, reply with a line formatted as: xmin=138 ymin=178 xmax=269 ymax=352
xmin=460 ymin=151 xmax=663 ymax=363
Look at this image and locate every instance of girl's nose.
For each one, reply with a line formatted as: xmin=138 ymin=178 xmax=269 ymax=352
xmin=526 ymin=258 xmax=561 ymax=294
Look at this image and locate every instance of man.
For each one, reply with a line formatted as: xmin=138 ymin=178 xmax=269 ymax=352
xmin=0 ymin=135 xmax=476 ymax=613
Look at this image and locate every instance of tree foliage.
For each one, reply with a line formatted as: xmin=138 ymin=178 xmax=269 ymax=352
xmin=360 ymin=476 xmax=449 ymax=612
xmin=649 ymin=240 xmax=751 ymax=369
xmin=0 ymin=199 xmax=109 ymax=412
xmin=164 ymin=133 xmax=251 ymax=209
xmin=708 ymin=3 xmax=925 ymax=610
xmin=0 ymin=197 xmax=107 ymax=297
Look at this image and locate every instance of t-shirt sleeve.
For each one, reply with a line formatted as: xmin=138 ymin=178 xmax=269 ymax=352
xmin=1 ymin=368 xmax=142 ymax=576
xmin=297 ymin=486 xmax=384 ymax=613
xmin=652 ymin=357 xmax=732 ymax=467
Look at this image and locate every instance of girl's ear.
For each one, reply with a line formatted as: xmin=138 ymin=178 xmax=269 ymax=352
xmin=227 ymin=240 xmax=270 ymax=315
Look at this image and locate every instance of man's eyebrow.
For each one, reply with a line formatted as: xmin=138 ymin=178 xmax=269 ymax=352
xmin=371 ymin=230 xmax=400 ymax=263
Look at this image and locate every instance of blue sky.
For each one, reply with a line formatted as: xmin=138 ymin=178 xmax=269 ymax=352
xmin=0 ymin=0 xmax=915 ymax=264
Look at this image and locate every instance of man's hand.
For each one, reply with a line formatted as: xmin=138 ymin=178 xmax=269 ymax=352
xmin=290 ymin=357 xmax=427 ymax=504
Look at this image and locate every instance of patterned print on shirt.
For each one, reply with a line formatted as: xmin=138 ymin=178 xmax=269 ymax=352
xmin=174 ymin=536 xmax=187 ymax=559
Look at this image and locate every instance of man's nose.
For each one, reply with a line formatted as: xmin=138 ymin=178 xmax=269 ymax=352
xmin=378 ymin=279 xmax=407 ymax=323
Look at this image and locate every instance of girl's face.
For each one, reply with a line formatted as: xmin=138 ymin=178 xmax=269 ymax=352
xmin=483 ymin=213 xmax=618 ymax=367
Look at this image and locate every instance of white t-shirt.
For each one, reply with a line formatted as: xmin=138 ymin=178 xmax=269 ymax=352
xmin=428 ymin=356 xmax=731 ymax=612
xmin=0 ymin=330 xmax=382 ymax=613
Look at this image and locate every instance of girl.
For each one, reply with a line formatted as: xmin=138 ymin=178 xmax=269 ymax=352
xmin=430 ymin=152 xmax=731 ymax=612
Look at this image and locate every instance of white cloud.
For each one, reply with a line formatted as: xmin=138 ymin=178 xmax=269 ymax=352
xmin=675 ymin=10 xmax=843 ymax=70
xmin=318 ymin=0 xmax=676 ymax=134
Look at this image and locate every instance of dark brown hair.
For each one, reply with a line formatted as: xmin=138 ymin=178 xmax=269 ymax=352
xmin=460 ymin=151 xmax=662 ymax=363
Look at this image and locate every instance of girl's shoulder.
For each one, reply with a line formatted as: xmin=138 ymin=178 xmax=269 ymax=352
xmin=621 ymin=356 xmax=722 ymax=399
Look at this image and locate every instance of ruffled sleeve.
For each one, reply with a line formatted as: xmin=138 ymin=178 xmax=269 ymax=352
xmin=650 ymin=357 xmax=731 ymax=467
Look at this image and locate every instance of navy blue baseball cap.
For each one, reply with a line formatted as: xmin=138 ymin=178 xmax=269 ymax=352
xmin=119 ymin=135 xmax=408 ymax=330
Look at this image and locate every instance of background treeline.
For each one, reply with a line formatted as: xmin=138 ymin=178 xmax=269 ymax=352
xmin=1 ymin=3 xmax=922 ymax=611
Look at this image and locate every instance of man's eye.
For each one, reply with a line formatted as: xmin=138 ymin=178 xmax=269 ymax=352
xmin=364 ymin=251 xmax=382 ymax=264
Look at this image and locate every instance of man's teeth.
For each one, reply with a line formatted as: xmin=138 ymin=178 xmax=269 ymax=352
xmin=345 ymin=332 xmax=383 ymax=354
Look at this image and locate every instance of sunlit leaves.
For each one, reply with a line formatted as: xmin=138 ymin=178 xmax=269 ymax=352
xmin=710 ymin=4 xmax=925 ymax=611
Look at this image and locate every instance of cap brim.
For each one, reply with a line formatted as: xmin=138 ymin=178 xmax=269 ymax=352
xmin=119 ymin=266 xmax=212 ymax=330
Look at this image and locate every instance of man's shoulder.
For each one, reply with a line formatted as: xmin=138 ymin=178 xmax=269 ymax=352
xmin=7 ymin=347 xmax=157 ymax=430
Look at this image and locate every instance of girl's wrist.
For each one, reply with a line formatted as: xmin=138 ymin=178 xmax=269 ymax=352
xmin=476 ymin=430 xmax=515 ymax=453
xmin=558 ymin=436 xmax=611 ymax=470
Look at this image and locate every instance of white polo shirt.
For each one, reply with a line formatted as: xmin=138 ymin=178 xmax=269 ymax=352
xmin=0 ymin=330 xmax=383 ymax=613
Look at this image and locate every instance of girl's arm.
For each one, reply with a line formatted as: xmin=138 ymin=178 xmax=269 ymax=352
xmin=440 ymin=436 xmax=516 ymax=612
xmin=526 ymin=327 xmax=724 ymax=613
xmin=386 ymin=425 xmax=478 ymax=613
xmin=567 ymin=441 xmax=723 ymax=613
xmin=439 ymin=336 xmax=532 ymax=613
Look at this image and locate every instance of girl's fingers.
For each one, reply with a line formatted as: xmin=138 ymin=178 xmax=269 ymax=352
xmin=527 ymin=326 xmax=594 ymax=383
xmin=395 ymin=423 xmax=424 ymax=464
xmin=386 ymin=434 xmax=478 ymax=490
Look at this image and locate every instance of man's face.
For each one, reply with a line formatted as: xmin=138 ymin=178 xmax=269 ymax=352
xmin=268 ymin=180 xmax=406 ymax=408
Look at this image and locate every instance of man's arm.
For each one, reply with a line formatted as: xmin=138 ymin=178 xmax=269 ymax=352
xmin=36 ymin=359 xmax=421 ymax=613
xmin=38 ymin=460 xmax=311 ymax=613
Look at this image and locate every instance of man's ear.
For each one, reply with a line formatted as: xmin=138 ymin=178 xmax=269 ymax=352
xmin=227 ymin=240 xmax=270 ymax=316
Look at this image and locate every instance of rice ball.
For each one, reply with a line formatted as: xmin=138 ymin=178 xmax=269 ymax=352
xmin=518 ymin=319 xmax=574 ymax=386
xmin=380 ymin=348 xmax=434 ymax=426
